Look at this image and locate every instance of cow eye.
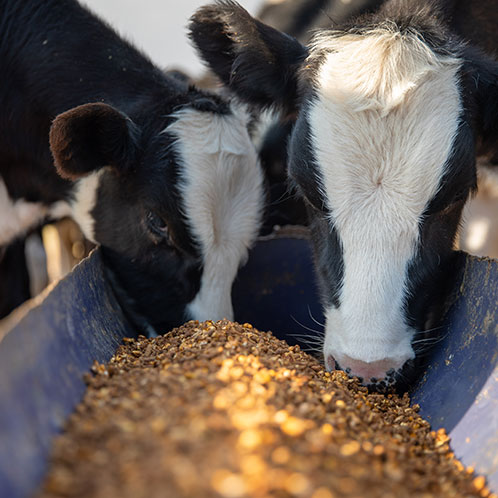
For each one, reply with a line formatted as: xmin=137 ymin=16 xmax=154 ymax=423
xmin=146 ymin=211 xmax=172 ymax=243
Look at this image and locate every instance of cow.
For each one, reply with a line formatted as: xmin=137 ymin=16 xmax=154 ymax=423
xmin=189 ymin=0 xmax=498 ymax=389
xmin=0 ymin=0 xmax=264 ymax=334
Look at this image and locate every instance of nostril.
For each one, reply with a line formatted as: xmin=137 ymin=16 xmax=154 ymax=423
xmin=325 ymin=355 xmax=336 ymax=372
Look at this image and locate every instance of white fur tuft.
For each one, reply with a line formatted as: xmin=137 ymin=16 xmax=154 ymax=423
xmin=310 ymin=29 xmax=461 ymax=116
xmin=70 ymin=170 xmax=104 ymax=244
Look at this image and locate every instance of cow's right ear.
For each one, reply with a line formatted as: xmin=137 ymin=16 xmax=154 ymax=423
xmin=49 ymin=103 xmax=140 ymax=180
xmin=189 ymin=1 xmax=308 ymax=113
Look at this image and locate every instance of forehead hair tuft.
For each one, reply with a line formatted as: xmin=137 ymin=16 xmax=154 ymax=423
xmin=308 ymin=26 xmax=462 ymax=116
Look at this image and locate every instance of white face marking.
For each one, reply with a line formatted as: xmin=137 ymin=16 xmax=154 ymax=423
xmin=166 ymin=104 xmax=264 ymax=322
xmin=308 ymin=31 xmax=463 ymax=376
xmin=70 ymin=170 xmax=104 ymax=244
xmin=0 ymin=178 xmax=70 ymax=246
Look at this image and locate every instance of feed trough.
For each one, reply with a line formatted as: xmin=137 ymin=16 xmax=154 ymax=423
xmin=0 ymin=232 xmax=496 ymax=497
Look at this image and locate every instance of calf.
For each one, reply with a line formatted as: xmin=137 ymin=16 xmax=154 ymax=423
xmin=0 ymin=0 xmax=264 ymax=333
xmin=190 ymin=0 xmax=498 ymax=388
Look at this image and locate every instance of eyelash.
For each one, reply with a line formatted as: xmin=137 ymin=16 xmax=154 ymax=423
xmin=146 ymin=211 xmax=173 ymax=245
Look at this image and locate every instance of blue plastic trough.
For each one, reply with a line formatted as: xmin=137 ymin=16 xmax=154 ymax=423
xmin=0 ymin=236 xmax=496 ymax=498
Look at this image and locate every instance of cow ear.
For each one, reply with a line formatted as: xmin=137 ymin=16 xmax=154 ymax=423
xmin=471 ymin=54 xmax=498 ymax=159
xmin=49 ymin=103 xmax=140 ymax=180
xmin=189 ymin=1 xmax=308 ymax=113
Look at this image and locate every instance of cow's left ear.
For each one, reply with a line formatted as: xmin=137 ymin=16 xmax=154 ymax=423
xmin=471 ymin=54 xmax=498 ymax=157
xmin=49 ymin=103 xmax=140 ymax=180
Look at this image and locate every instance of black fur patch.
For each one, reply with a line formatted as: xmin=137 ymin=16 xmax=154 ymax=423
xmin=403 ymin=64 xmax=480 ymax=337
xmin=50 ymin=103 xmax=141 ymax=180
xmin=189 ymin=1 xmax=308 ymax=114
xmin=0 ymin=239 xmax=31 ymax=319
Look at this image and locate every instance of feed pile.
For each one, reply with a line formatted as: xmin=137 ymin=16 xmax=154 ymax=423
xmin=40 ymin=320 xmax=494 ymax=498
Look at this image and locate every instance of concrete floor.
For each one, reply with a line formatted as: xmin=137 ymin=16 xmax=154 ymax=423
xmin=79 ymin=0 xmax=264 ymax=77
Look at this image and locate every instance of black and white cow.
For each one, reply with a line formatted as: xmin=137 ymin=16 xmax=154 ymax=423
xmin=0 ymin=0 xmax=264 ymax=333
xmin=190 ymin=0 xmax=498 ymax=388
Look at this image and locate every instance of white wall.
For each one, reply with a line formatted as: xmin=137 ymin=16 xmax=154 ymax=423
xmin=79 ymin=0 xmax=264 ymax=76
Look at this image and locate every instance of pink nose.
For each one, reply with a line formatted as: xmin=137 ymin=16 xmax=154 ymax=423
xmin=329 ymin=354 xmax=402 ymax=383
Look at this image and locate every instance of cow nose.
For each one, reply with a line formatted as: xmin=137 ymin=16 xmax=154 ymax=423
xmin=327 ymin=354 xmax=405 ymax=385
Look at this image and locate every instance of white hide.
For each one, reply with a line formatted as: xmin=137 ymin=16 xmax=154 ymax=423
xmin=0 ymin=169 xmax=105 ymax=251
xmin=308 ymin=30 xmax=463 ymax=376
xmin=167 ymin=105 xmax=264 ymax=322
xmin=70 ymin=170 xmax=104 ymax=244
xmin=0 ymin=178 xmax=71 ymax=246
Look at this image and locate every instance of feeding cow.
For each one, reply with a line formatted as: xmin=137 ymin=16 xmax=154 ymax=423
xmin=0 ymin=0 xmax=264 ymax=333
xmin=190 ymin=0 xmax=498 ymax=388
xmin=255 ymin=0 xmax=498 ymax=256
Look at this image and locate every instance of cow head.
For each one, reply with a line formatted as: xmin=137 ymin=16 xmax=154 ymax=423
xmin=50 ymin=88 xmax=264 ymax=334
xmin=189 ymin=1 xmax=498 ymax=388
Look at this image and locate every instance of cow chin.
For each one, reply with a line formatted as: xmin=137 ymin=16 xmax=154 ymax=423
xmin=323 ymin=307 xmax=416 ymax=389
xmin=186 ymin=284 xmax=234 ymax=324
